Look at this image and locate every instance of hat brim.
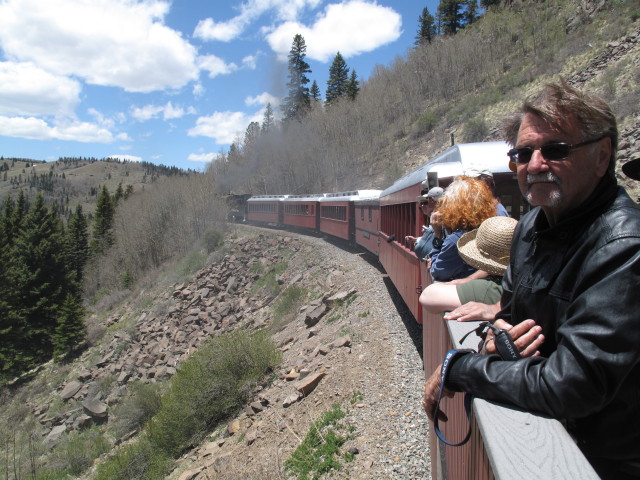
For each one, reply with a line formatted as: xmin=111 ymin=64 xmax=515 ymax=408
xmin=457 ymin=229 xmax=508 ymax=276
xmin=622 ymin=158 xmax=640 ymax=181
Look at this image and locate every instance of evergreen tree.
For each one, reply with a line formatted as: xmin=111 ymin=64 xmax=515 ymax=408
xmin=415 ymin=6 xmax=437 ymax=45
xmin=325 ymin=52 xmax=350 ymax=105
xmin=346 ymin=70 xmax=360 ymax=100
xmin=437 ymin=0 xmax=464 ymax=35
xmin=481 ymin=0 xmax=501 ymax=7
xmin=464 ymin=0 xmax=479 ymax=25
xmin=114 ymin=182 xmax=124 ymax=204
xmin=10 ymin=194 xmax=70 ymax=366
xmin=310 ymin=80 xmax=321 ymax=102
xmin=244 ymin=121 xmax=261 ymax=151
xmin=261 ymin=103 xmax=275 ymax=133
xmin=66 ymin=204 xmax=89 ymax=286
xmin=91 ymin=185 xmax=114 ymax=254
xmin=51 ymin=293 xmax=85 ymax=360
xmin=281 ymin=34 xmax=312 ymax=121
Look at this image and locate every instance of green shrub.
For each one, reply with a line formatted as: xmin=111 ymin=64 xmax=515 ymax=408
xmin=203 ymin=228 xmax=224 ymax=253
xmin=272 ymin=285 xmax=306 ymax=318
xmin=285 ymin=403 xmax=354 ymax=480
xmin=48 ymin=428 xmax=110 ymax=477
xmin=412 ymin=109 xmax=438 ymax=137
xmin=94 ymin=436 xmax=171 ymax=480
xmin=146 ymin=329 xmax=281 ymax=457
xmin=464 ymin=117 xmax=489 ymax=142
xmin=110 ymin=381 xmax=163 ymax=438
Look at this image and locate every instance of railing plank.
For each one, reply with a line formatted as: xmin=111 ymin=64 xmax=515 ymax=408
xmin=445 ymin=319 xmax=599 ymax=480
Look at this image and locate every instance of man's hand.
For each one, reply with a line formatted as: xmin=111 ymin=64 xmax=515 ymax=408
xmin=484 ymin=319 xmax=544 ymax=358
xmin=422 ymin=364 xmax=454 ymax=421
xmin=430 ymin=211 xmax=443 ymax=238
xmin=444 ymin=301 xmax=500 ymax=322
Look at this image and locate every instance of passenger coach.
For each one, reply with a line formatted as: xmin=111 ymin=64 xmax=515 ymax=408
xmin=247 ymin=195 xmax=288 ymax=225
xmin=318 ymin=190 xmax=382 ymax=244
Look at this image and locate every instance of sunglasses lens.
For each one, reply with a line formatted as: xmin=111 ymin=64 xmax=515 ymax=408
xmin=511 ymin=148 xmax=533 ymax=164
xmin=541 ymin=144 xmax=571 ymax=160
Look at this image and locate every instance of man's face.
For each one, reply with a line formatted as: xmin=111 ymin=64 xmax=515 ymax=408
xmin=515 ymin=113 xmax=610 ymax=224
xmin=421 ymin=197 xmax=436 ymax=215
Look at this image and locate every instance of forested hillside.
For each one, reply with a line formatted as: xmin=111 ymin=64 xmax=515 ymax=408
xmin=210 ymin=0 xmax=639 ymax=197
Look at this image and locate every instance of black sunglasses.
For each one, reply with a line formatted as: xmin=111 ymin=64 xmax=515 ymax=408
xmin=507 ymin=135 xmax=607 ymax=164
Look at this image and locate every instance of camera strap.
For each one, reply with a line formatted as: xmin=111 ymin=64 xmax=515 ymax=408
xmin=434 ymin=325 xmax=522 ymax=447
xmin=434 ymin=349 xmax=474 ymax=446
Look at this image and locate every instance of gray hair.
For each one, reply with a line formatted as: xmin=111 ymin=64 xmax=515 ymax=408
xmin=502 ymin=79 xmax=618 ymax=179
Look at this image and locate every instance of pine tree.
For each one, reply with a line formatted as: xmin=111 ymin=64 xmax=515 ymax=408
xmin=415 ymin=6 xmax=437 ymax=45
xmin=91 ymin=185 xmax=114 ymax=254
xmin=10 ymin=194 xmax=70 ymax=366
xmin=310 ymin=80 xmax=321 ymax=102
xmin=325 ymin=52 xmax=349 ymax=105
xmin=114 ymin=182 xmax=124 ymax=204
xmin=464 ymin=0 xmax=479 ymax=25
xmin=66 ymin=204 xmax=89 ymax=286
xmin=346 ymin=70 xmax=360 ymax=100
xmin=281 ymin=34 xmax=312 ymax=121
xmin=261 ymin=103 xmax=275 ymax=133
xmin=437 ymin=0 xmax=464 ymax=35
xmin=51 ymin=293 xmax=85 ymax=361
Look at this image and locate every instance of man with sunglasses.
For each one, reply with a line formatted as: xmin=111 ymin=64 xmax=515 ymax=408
xmin=422 ymin=81 xmax=640 ymax=479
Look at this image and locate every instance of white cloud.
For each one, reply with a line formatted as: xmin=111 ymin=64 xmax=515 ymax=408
xmin=0 ymin=62 xmax=81 ymax=117
xmin=198 ymin=55 xmax=238 ymax=78
xmin=130 ymin=102 xmax=195 ymax=121
xmin=188 ymin=152 xmax=216 ymax=163
xmin=242 ymin=54 xmax=259 ymax=70
xmin=193 ymin=0 xmax=322 ymax=42
xmin=246 ymin=92 xmax=279 ymax=108
xmin=188 ymin=111 xmax=259 ymax=144
xmin=265 ymin=0 xmax=402 ymax=62
xmin=106 ymin=154 xmax=142 ymax=162
xmin=193 ymin=83 xmax=205 ymax=97
xmin=0 ymin=116 xmax=117 ymax=142
xmin=0 ymin=0 xmax=199 ymax=92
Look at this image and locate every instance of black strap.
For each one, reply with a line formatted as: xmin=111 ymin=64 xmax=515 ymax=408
xmin=434 ymin=349 xmax=474 ymax=446
xmin=459 ymin=321 xmax=522 ymax=361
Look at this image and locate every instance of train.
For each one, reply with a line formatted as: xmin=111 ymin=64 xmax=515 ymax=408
xmin=242 ymin=140 xmax=598 ymax=480
xmin=245 ymin=141 xmax=528 ymax=325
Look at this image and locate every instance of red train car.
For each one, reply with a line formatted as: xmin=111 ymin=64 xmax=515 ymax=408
xmin=282 ymin=194 xmax=325 ymax=230
xmin=379 ymin=141 xmax=523 ymax=324
xmin=319 ymin=190 xmax=382 ymax=243
xmin=354 ymin=194 xmax=381 ymax=255
xmin=247 ymin=195 xmax=288 ymax=225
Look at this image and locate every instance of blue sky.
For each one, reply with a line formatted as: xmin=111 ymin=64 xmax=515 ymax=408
xmin=0 ymin=0 xmax=439 ymax=170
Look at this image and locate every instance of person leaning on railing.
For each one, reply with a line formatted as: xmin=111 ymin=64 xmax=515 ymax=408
xmin=423 ymin=80 xmax=640 ymax=480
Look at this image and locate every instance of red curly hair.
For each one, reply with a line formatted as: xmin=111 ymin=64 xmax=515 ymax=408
xmin=437 ymin=177 xmax=497 ymax=231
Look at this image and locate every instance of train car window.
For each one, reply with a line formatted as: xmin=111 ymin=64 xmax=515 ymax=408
xmin=368 ymin=206 xmax=372 ymax=222
xmin=361 ymin=207 xmax=364 ymax=221
xmin=321 ymin=205 xmax=347 ymax=221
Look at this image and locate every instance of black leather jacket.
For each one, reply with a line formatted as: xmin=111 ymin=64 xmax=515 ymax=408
xmin=447 ymin=176 xmax=640 ymax=464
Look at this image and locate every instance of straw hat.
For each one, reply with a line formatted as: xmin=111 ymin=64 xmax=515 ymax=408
xmin=622 ymin=156 xmax=640 ymax=181
xmin=457 ymin=216 xmax=518 ymax=276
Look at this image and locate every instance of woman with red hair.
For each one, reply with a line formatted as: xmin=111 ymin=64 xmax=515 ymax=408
xmin=428 ymin=177 xmax=497 ymax=282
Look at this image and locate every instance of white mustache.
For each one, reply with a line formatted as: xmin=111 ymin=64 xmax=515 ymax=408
xmin=527 ymin=172 xmax=560 ymax=186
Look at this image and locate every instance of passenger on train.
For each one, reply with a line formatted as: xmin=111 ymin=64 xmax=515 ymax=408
xmin=420 ymin=216 xmax=518 ymax=318
xmin=405 ymin=186 xmax=444 ymax=261
xmin=423 ymin=81 xmax=640 ymax=479
xmin=463 ymin=166 xmax=510 ymax=216
xmin=428 ymin=177 xmax=497 ymax=282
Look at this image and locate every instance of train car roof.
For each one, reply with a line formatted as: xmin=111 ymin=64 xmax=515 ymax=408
xmin=283 ymin=193 xmax=326 ymax=202
xmin=247 ymin=195 xmax=289 ymax=202
xmin=319 ymin=190 xmax=382 ymax=202
xmin=380 ymin=141 xmax=512 ymax=198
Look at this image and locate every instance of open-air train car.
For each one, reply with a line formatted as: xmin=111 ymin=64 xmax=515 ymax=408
xmin=378 ymin=141 xmax=524 ymax=326
xmin=282 ymin=194 xmax=325 ymax=230
xmin=246 ymin=195 xmax=288 ymax=225
xmin=318 ymin=190 xmax=382 ymax=243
